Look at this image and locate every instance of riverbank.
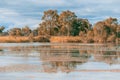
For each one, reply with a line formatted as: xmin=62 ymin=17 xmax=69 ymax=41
xmin=0 ymin=36 xmax=29 ymax=43
xmin=0 ymin=36 xmax=119 ymax=43
xmin=0 ymin=36 xmax=49 ymax=43
xmin=50 ymin=36 xmax=120 ymax=44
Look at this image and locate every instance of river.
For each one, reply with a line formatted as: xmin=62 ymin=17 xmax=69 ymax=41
xmin=0 ymin=43 xmax=119 ymax=80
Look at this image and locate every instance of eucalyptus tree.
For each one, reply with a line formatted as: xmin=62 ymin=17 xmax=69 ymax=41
xmin=58 ymin=10 xmax=77 ymax=36
xmin=71 ymin=18 xmax=91 ymax=36
xmin=93 ymin=17 xmax=119 ymax=43
xmin=38 ymin=10 xmax=59 ymax=36
xmin=21 ymin=26 xmax=31 ymax=36
xmin=8 ymin=28 xmax=22 ymax=36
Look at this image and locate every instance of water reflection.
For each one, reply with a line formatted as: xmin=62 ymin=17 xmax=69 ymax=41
xmin=0 ymin=43 xmax=119 ymax=73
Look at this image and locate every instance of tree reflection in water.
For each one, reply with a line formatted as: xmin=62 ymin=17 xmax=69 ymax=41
xmin=0 ymin=43 xmax=119 ymax=73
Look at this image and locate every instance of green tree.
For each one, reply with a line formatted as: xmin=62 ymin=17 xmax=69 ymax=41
xmin=71 ymin=18 xmax=91 ymax=36
xmin=0 ymin=26 xmax=5 ymax=33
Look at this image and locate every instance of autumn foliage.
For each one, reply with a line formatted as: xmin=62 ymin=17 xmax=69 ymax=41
xmin=0 ymin=10 xmax=120 ymax=43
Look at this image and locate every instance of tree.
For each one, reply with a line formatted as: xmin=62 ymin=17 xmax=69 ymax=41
xmin=32 ymin=29 xmax=38 ymax=36
xmin=71 ymin=18 xmax=91 ymax=36
xmin=86 ymin=30 xmax=94 ymax=43
xmin=21 ymin=26 xmax=31 ymax=36
xmin=38 ymin=10 xmax=59 ymax=36
xmin=0 ymin=26 xmax=5 ymax=33
xmin=107 ymin=32 xmax=116 ymax=42
xmin=93 ymin=17 xmax=119 ymax=43
xmin=8 ymin=28 xmax=22 ymax=36
xmin=38 ymin=22 xmax=49 ymax=36
xmin=59 ymin=10 xmax=77 ymax=36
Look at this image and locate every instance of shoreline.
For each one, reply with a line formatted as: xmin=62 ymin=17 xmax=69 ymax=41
xmin=0 ymin=36 xmax=119 ymax=44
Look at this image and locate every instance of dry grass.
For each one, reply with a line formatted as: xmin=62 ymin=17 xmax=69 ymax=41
xmin=0 ymin=36 xmax=119 ymax=43
xmin=50 ymin=36 xmax=83 ymax=43
xmin=0 ymin=36 xmax=84 ymax=43
xmin=0 ymin=36 xmax=50 ymax=43
xmin=0 ymin=36 xmax=29 ymax=43
xmin=33 ymin=36 xmax=50 ymax=42
xmin=50 ymin=36 xmax=120 ymax=43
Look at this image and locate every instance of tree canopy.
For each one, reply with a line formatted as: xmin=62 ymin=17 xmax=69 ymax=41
xmin=0 ymin=10 xmax=120 ymax=43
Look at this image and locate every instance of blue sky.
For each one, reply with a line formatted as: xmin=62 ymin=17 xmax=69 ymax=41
xmin=0 ymin=0 xmax=120 ymax=30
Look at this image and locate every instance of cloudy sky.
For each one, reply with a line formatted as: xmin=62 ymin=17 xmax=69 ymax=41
xmin=0 ymin=0 xmax=120 ymax=30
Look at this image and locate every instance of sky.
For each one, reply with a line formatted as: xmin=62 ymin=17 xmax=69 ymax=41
xmin=0 ymin=0 xmax=120 ymax=30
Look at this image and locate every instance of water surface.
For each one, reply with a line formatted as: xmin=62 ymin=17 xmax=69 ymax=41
xmin=0 ymin=43 xmax=119 ymax=80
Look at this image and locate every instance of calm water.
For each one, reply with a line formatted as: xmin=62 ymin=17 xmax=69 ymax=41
xmin=0 ymin=43 xmax=120 ymax=80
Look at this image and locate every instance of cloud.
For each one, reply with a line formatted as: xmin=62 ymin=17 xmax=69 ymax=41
xmin=29 ymin=0 xmax=69 ymax=7
xmin=0 ymin=8 xmax=40 ymax=30
xmin=0 ymin=8 xmax=19 ymax=16
xmin=0 ymin=0 xmax=120 ymax=30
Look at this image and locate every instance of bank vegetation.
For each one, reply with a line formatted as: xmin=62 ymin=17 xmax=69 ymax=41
xmin=0 ymin=10 xmax=120 ymax=43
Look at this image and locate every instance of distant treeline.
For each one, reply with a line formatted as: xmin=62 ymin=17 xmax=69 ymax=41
xmin=0 ymin=10 xmax=120 ymax=43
